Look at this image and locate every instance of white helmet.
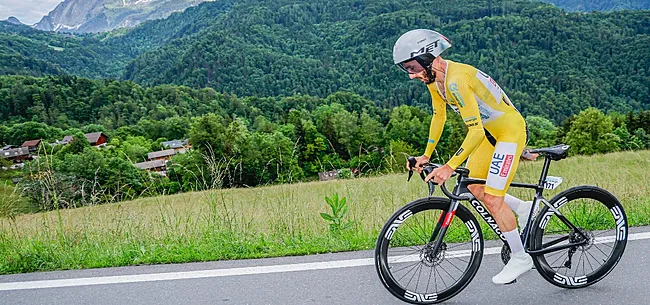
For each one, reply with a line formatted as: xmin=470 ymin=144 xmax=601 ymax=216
xmin=393 ymin=29 xmax=452 ymax=73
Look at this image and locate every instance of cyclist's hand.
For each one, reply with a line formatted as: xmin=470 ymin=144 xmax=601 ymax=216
xmin=407 ymin=155 xmax=430 ymax=173
xmin=425 ymin=164 xmax=454 ymax=184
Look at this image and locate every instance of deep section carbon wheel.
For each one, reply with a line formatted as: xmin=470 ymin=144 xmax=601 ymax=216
xmin=375 ymin=198 xmax=483 ymax=304
xmin=531 ymin=186 xmax=627 ymax=288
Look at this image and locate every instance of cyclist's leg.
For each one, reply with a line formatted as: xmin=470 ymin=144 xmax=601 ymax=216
xmin=483 ymin=126 xmax=530 ymax=284
xmin=465 ymin=135 xmax=528 ymax=214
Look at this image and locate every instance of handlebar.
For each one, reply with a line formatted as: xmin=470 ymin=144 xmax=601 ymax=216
xmin=407 ymin=157 xmax=471 ymax=200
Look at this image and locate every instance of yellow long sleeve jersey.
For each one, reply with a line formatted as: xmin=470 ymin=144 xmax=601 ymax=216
xmin=424 ymin=60 xmax=524 ymax=169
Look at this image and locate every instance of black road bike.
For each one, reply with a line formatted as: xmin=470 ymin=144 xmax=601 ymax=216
xmin=375 ymin=144 xmax=628 ymax=304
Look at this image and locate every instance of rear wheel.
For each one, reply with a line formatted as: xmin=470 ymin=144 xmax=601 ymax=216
xmin=375 ymin=198 xmax=483 ymax=304
xmin=531 ymin=186 xmax=627 ymax=288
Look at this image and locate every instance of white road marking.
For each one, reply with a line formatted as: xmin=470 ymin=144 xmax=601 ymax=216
xmin=1 ymin=232 xmax=649 ymax=291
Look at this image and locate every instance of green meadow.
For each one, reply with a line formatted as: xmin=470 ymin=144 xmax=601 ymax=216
xmin=1 ymin=150 xmax=649 ymax=274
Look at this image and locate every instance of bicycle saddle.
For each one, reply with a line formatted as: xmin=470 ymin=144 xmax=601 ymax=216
xmin=530 ymin=144 xmax=570 ymax=161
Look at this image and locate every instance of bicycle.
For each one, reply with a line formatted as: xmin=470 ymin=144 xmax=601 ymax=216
xmin=375 ymin=144 xmax=628 ymax=304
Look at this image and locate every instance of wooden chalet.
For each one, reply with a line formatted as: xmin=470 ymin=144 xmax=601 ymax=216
xmin=21 ymin=139 xmax=42 ymax=152
xmin=60 ymin=132 xmax=109 ymax=147
xmin=0 ymin=147 xmax=31 ymax=163
xmin=134 ymin=159 xmax=167 ymax=175
xmin=147 ymin=149 xmax=178 ymax=161
xmin=161 ymin=139 xmax=191 ymax=153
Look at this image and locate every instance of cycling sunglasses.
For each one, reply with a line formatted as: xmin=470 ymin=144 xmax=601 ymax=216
xmin=397 ymin=54 xmax=435 ymax=74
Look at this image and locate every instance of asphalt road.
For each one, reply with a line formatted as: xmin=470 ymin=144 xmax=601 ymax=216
xmin=1 ymin=226 xmax=649 ymax=305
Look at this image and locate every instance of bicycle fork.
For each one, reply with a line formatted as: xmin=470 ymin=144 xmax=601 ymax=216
xmin=426 ymin=200 xmax=462 ymax=254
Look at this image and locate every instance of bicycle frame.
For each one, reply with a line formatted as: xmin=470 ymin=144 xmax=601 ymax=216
xmin=426 ymin=157 xmax=589 ymax=257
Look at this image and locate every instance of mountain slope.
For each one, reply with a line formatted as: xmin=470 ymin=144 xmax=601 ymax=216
xmin=1 ymin=0 xmax=649 ymax=123
xmin=0 ymin=1 xmax=234 ymax=78
xmin=34 ymin=0 xmax=215 ymax=33
xmin=539 ymin=0 xmax=650 ymax=11
xmin=4 ymin=17 xmax=24 ymax=25
xmin=0 ymin=21 xmax=111 ymax=77
xmin=123 ymin=0 xmax=650 ymax=121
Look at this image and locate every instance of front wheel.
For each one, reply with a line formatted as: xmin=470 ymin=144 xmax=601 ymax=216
xmin=531 ymin=186 xmax=627 ymax=288
xmin=375 ymin=197 xmax=484 ymax=304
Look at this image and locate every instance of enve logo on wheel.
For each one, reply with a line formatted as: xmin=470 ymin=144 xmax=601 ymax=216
xmin=384 ymin=210 xmax=413 ymax=240
xmin=404 ymin=290 xmax=437 ymax=302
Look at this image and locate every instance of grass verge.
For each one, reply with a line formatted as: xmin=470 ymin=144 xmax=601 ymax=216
xmin=1 ymin=150 xmax=649 ymax=274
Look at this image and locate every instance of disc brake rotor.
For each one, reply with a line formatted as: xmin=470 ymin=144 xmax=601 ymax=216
xmin=420 ymin=242 xmax=447 ymax=267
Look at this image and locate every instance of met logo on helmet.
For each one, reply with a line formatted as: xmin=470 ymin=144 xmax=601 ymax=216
xmin=410 ymin=39 xmax=440 ymax=58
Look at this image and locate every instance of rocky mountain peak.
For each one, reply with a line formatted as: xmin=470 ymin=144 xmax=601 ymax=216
xmin=34 ymin=0 xmax=214 ymax=33
xmin=5 ymin=16 xmax=23 ymax=25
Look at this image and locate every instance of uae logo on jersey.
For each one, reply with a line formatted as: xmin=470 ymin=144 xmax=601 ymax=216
xmin=490 ymin=153 xmax=515 ymax=177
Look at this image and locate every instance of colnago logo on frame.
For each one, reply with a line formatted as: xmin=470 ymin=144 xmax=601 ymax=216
xmin=404 ymin=290 xmax=437 ymax=302
xmin=470 ymin=199 xmax=505 ymax=241
xmin=385 ymin=210 xmax=413 ymax=240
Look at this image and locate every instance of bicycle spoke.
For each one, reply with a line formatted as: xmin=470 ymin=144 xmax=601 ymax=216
xmin=435 ymin=264 xmax=448 ymax=287
xmin=583 ymin=249 xmax=595 ymax=273
xmin=594 ymin=230 xmax=615 ymax=237
xmin=433 ymin=263 xmax=439 ymax=292
xmin=438 ymin=263 xmax=460 ymax=284
xmin=596 ymin=242 xmax=613 ymax=249
xmin=426 ymin=261 xmax=434 ymax=293
xmin=549 ymin=251 xmax=568 ymax=268
xmin=394 ymin=230 xmax=424 ymax=251
xmin=405 ymin=263 xmax=423 ymax=289
xmin=443 ymin=257 xmax=465 ymax=274
xmin=389 ymin=253 xmax=419 ymax=265
xmin=446 ymin=242 xmax=472 ymax=250
xmin=591 ymin=243 xmax=610 ymax=258
xmin=449 ymin=255 xmax=469 ymax=264
xmin=390 ymin=247 xmax=421 ymax=256
xmin=585 ymin=247 xmax=605 ymax=263
xmin=574 ymin=250 xmax=585 ymax=277
xmin=415 ymin=263 xmax=424 ymax=292
xmin=581 ymin=250 xmax=587 ymax=275
xmin=544 ymin=248 xmax=568 ymax=260
xmin=393 ymin=261 xmax=422 ymax=279
xmin=405 ymin=223 xmax=427 ymax=245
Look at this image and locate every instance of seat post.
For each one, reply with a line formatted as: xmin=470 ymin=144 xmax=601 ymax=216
xmin=537 ymin=156 xmax=552 ymax=187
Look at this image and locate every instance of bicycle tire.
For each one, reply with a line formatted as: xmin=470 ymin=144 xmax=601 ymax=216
xmin=375 ymin=197 xmax=484 ymax=304
xmin=531 ymin=186 xmax=627 ymax=288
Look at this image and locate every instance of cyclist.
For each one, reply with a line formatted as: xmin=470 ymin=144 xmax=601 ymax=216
xmin=395 ymin=29 xmax=535 ymax=284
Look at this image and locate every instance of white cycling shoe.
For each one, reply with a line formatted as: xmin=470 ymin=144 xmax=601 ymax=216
xmin=516 ymin=201 xmax=537 ymax=230
xmin=492 ymin=251 xmax=533 ymax=284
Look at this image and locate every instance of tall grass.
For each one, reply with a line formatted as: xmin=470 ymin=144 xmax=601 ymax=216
xmin=1 ymin=150 xmax=649 ymax=274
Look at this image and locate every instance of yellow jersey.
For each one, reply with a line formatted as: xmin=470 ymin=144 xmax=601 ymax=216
xmin=424 ymin=60 xmax=525 ymax=169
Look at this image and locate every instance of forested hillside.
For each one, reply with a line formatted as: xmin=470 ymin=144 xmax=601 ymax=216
xmin=1 ymin=0 xmax=649 ymax=123
xmin=0 ymin=22 xmax=122 ymax=77
xmin=123 ymin=0 xmax=650 ymax=122
xmin=0 ymin=1 xmax=235 ymax=78
xmin=2 ymin=72 xmax=650 ymax=209
xmin=540 ymin=0 xmax=650 ymax=11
